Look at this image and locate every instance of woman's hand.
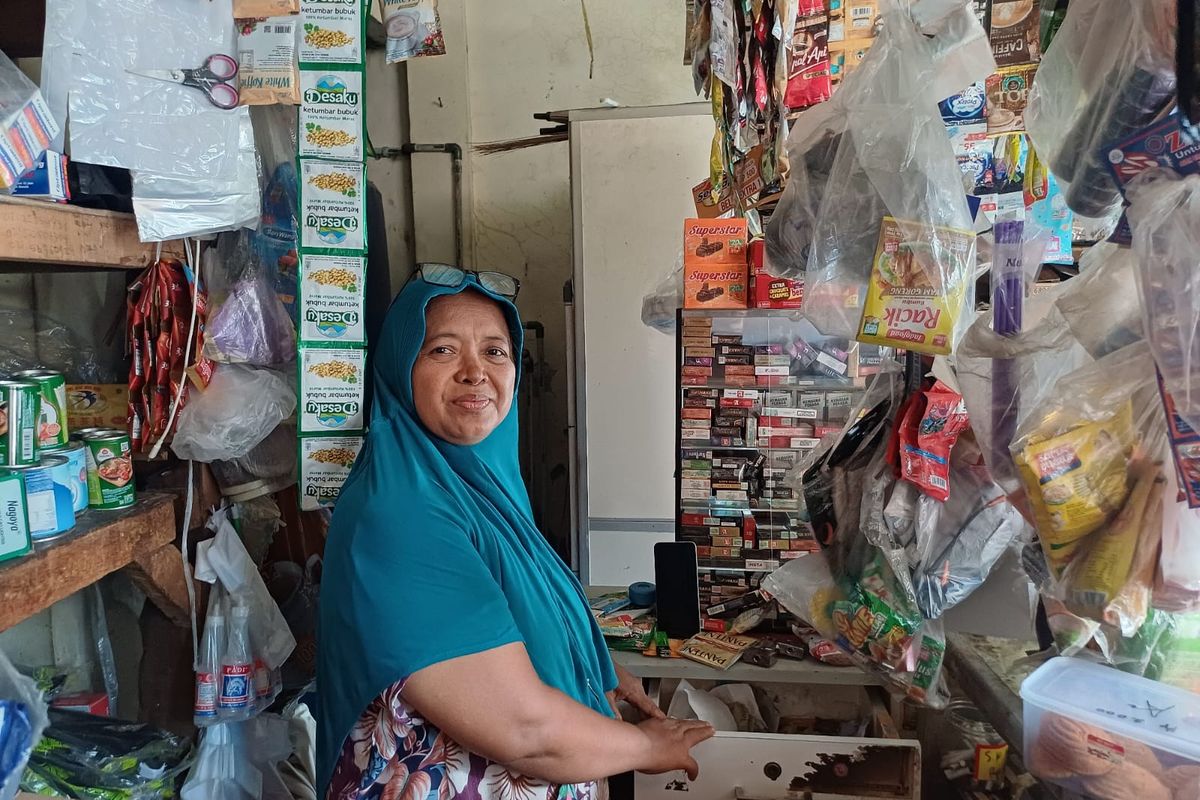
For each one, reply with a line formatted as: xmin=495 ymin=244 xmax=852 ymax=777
xmin=613 ymin=662 xmax=666 ymax=719
xmin=635 ymin=718 xmax=715 ymax=780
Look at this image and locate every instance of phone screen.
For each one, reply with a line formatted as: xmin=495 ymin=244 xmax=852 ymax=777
xmin=654 ymin=541 xmax=700 ymax=638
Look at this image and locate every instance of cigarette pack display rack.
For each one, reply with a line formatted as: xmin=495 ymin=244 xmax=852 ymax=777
xmin=675 ymin=309 xmax=882 ymax=605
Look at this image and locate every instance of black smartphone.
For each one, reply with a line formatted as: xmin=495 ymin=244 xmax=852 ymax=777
xmin=654 ymin=541 xmax=701 ymax=638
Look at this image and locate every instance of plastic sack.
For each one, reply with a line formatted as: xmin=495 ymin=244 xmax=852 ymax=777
xmin=204 ymin=235 xmax=297 ymax=367
xmin=1158 ymin=465 xmax=1200 ymax=611
xmin=767 ymin=1 xmax=990 ymax=348
xmin=0 ymin=648 xmax=48 ymax=800
xmin=1024 ymin=0 xmax=1177 ymax=218
xmin=172 ymin=365 xmax=296 ymax=463
xmin=1127 ymin=173 xmax=1200 ymax=435
xmin=20 ymin=708 xmax=191 ymax=799
xmin=640 ymin=251 xmax=684 ymax=334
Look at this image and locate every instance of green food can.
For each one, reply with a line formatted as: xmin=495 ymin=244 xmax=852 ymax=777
xmin=0 ymin=380 xmax=39 ymax=468
xmin=83 ymin=429 xmax=135 ymax=510
xmin=70 ymin=426 xmax=108 ymax=443
xmin=12 ymin=369 xmax=68 ymax=449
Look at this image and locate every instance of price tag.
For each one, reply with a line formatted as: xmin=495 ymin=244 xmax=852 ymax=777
xmin=973 ymin=743 xmax=1008 ymax=782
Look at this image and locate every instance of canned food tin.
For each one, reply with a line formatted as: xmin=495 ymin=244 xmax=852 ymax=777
xmin=0 ymin=470 xmax=31 ymax=562
xmin=84 ymin=430 xmax=135 ymax=510
xmin=69 ymin=426 xmax=109 ymax=443
xmin=4 ymin=454 xmax=76 ymax=541
xmin=0 ymin=380 xmax=39 ymax=468
xmin=43 ymin=440 xmax=88 ymax=514
xmin=12 ymin=369 xmax=69 ymax=449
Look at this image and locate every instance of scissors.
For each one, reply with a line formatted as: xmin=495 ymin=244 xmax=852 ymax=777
xmin=127 ymin=54 xmax=240 ymax=109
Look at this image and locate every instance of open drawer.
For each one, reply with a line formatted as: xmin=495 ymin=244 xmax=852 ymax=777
xmin=633 ymin=681 xmax=920 ymax=800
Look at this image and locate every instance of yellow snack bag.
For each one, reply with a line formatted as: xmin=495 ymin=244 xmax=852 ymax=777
xmin=1015 ymin=402 xmax=1136 ymax=571
xmin=1066 ymin=460 xmax=1159 ymax=615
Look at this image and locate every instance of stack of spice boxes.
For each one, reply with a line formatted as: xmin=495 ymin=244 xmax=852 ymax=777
xmin=295 ymin=0 xmax=369 ymax=511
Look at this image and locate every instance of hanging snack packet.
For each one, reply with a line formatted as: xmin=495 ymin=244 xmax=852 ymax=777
xmin=235 ymin=0 xmax=299 ymax=16
xmin=382 ymin=0 xmax=446 ymax=64
xmin=857 ymin=217 xmax=975 ymax=356
xmin=785 ymin=0 xmax=832 ymax=111
xmin=900 ymin=381 xmax=970 ymax=501
xmin=1014 ymin=405 xmax=1136 ymax=573
xmin=238 ymin=17 xmax=301 ymax=105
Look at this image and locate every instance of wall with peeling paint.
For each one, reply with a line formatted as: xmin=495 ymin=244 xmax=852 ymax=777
xmin=407 ymin=0 xmax=698 ymax=550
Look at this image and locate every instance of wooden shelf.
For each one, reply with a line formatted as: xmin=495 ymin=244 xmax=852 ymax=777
xmin=0 ymin=196 xmax=183 ymax=270
xmin=0 ymin=492 xmax=189 ymax=632
xmin=610 ymin=648 xmax=882 ymax=686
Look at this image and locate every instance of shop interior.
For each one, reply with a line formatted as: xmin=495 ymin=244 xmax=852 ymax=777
xmin=0 ymin=1 xmax=1198 ymax=799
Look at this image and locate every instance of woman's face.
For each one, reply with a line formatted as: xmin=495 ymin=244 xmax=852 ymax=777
xmin=412 ymin=292 xmax=516 ymax=445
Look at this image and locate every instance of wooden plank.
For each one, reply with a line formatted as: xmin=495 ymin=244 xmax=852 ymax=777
xmin=0 ymin=196 xmax=184 ymax=269
xmin=0 ymin=493 xmax=178 ymax=632
xmin=128 ymin=543 xmax=191 ymax=628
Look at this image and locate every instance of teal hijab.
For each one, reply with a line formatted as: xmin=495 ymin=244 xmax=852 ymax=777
xmin=316 ymin=277 xmax=617 ymax=793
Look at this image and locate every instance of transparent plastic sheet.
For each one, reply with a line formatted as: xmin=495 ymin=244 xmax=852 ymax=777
xmin=65 ymin=0 xmax=242 ymax=180
xmin=1127 ymin=173 xmax=1200 ymax=435
xmin=203 ymin=232 xmax=297 ymax=367
xmin=640 ymin=251 xmax=684 ymax=334
xmin=86 ymin=585 xmax=119 ymax=720
xmin=0 ymin=649 xmax=48 ymax=800
xmin=1010 ymin=342 xmax=1169 ymax=635
xmin=0 ymin=50 xmax=57 ymax=190
xmin=19 ymin=708 xmax=191 ymax=799
xmin=1024 ymin=0 xmax=1178 ymax=219
xmin=180 ymin=716 xmax=293 ymax=800
xmin=132 ymin=107 xmax=261 ymax=242
xmin=171 ymin=365 xmax=297 ymax=463
xmin=0 ymin=309 xmax=109 ymax=383
xmin=766 ymin=1 xmax=991 ymax=346
xmin=249 ymin=106 xmax=301 ymax=323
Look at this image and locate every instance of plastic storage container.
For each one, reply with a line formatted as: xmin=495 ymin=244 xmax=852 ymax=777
xmin=1020 ymin=658 xmax=1200 ymax=800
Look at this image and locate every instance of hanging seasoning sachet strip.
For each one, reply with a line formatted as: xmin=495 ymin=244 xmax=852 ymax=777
xmin=295 ymin=0 xmax=368 ymax=511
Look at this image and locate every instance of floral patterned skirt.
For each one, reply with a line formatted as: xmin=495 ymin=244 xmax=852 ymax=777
xmin=326 ymin=680 xmax=608 ymax=800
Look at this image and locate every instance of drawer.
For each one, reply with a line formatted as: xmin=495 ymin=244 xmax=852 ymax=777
xmin=634 ymin=682 xmax=920 ymax=800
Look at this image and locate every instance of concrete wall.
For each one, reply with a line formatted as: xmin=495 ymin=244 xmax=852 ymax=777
xmin=408 ymin=0 xmax=699 ymax=545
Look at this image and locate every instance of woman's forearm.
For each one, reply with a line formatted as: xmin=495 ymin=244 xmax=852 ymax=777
xmin=502 ymin=686 xmax=652 ymax=783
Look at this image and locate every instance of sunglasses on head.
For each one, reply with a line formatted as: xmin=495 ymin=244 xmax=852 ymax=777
xmin=411 ymin=263 xmax=521 ymax=300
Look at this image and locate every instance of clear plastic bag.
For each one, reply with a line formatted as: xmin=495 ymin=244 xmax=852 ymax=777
xmin=1127 ymin=173 xmax=1200 ymax=435
xmin=1158 ymin=465 xmax=1200 ymax=611
xmin=0 ymin=49 xmax=58 ymax=190
xmin=640 ymin=251 xmax=684 ymax=334
xmin=171 ymin=365 xmax=296 ymax=463
xmin=204 ymin=233 xmax=297 ymax=367
xmin=1024 ymin=0 xmax=1178 ymax=219
xmin=0 ymin=648 xmax=48 ymax=800
xmin=767 ymin=0 xmax=991 ymax=346
xmin=1009 ymin=342 xmax=1168 ymax=633
xmin=0 ymin=309 xmax=109 ymax=383
xmin=911 ymin=434 xmax=1030 ymax=619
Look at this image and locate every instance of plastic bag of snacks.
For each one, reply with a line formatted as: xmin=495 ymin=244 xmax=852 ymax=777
xmin=234 ymin=0 xmax=298 ymax=16
xmin=1024 ymin=0 xmax=1177 ymax=219
xmin=767 ymin=0 xmax=990 ymax=351
xmin=1010 ymin=342 xmax=1168 ymax=631
xmin=236 ymin=17 xmax=301 ymax=106
xmin=1127 ymin=173 xmax=1200 ymax=436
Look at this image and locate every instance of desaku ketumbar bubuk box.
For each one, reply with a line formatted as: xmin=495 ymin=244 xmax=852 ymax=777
xmin=683 ymin=218 xmax=749 ymax=309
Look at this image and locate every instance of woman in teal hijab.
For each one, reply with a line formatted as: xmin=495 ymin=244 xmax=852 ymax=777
xmin=317 ymin=266 xmax=712 ymax=800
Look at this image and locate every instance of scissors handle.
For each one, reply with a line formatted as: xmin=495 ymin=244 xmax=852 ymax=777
xmin=183 ymin=54 xmax=240 ymax=109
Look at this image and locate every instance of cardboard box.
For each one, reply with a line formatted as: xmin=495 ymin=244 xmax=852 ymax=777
xmin=66 ymin=384 xmax=129 ymax=433
xmin=51 ymin=692 xmax=111 ymax=715
xmin=748 ymin=240 xmax=804 ymax=309
xmin=683 ymin=218 xmax=749 ymax=309
xmin=12 ymin=151 xmax=69 ymax=202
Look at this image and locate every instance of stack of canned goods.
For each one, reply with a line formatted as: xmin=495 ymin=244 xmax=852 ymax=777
xmin=0 ymin=370 xmax=135 ymax=558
